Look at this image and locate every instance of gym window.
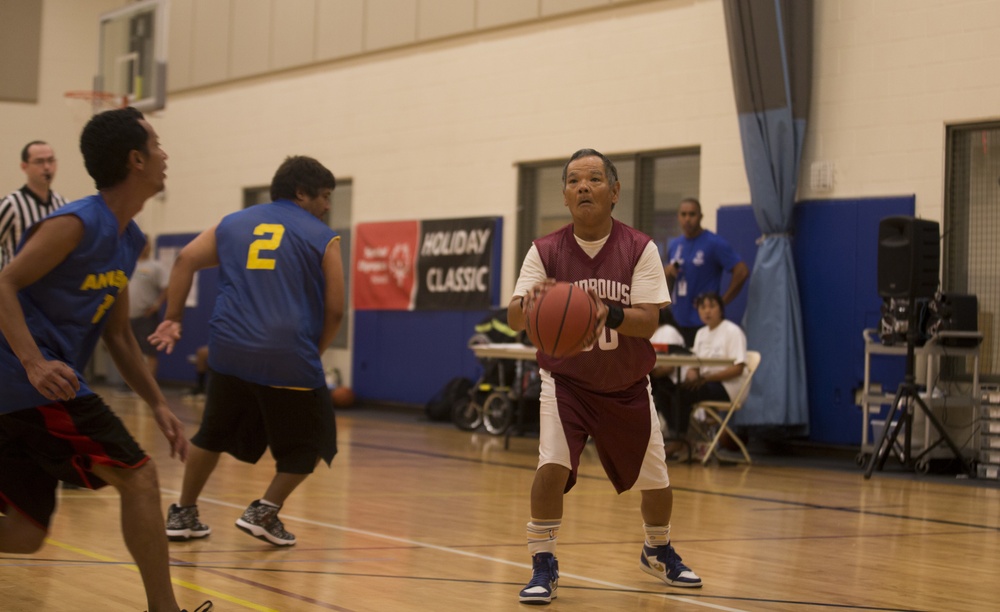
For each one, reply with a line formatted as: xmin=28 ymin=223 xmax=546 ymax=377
xmin=945 ymin=124 xmax=1000 ymax=381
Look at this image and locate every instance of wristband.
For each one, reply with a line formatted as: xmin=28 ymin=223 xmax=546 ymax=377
xmin=605 ymin=304 xmax=624 ymax=329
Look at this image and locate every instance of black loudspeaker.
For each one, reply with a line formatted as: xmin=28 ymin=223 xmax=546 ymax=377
xmin=877 ymin=216 xmax=940 ymax=299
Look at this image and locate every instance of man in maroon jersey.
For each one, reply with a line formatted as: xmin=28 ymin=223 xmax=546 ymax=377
xmin=508 ymin=149 xmax=702 ymax=604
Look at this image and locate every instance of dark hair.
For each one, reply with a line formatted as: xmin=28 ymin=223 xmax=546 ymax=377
xmin=694 ymin=291 xmax=724 ymax=317
xmin=270 ymin=156 xmax=336 ymax=201
xmin=679 ymin=197 xmax=702 ymax=214
xmin=658 ymin=306 xmax=679 ymax=328
xmin=21 ymin=140 xmax=48 ymax=162
xmin=79 ymin=107 xmax=148 ymax=189
xmin=561 ymin=148 xmax=619 ymax=187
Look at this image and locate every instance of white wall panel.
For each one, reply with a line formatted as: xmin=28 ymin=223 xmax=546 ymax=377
xmin=230 ymin=0 xmax=271 ymax=78
xmin=190 ymin=0 xmax=230 ymax=86
xmin=316 ymin=0 xmax=364 ymax=60
xmin=365 ymin=0 xmax=417 ymax=51
xmin=476 ymin=0 xmax=539 ymax=29
xmin=418 ymin=0 xmax=475 ymax=41
xmin=167 ymin=0 xmax=194 ymax=90
xmin=271 ymin=0 xmax=316 ymax=70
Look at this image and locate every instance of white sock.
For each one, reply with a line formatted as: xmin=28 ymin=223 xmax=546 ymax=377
xmin=644 ymin=523 xmax=671 ymax=547
xmin=259 ymin=498 xmax=280 ymax=508
xmin=527 ymin=519 xmax=560 ymax=555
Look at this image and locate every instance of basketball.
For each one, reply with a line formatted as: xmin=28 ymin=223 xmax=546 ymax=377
xmin=331 ymin=386 xmax=355 ymax=408
xmin=524 ymin=282 xmax=598 ymax=358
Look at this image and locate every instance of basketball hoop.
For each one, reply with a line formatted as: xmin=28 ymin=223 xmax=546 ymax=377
xmin=64 ymin=90 xmax=128 ymax=116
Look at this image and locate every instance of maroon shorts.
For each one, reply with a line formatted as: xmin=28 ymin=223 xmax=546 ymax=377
xmin=542 ymin=373 xmax=664 ymax=494
xmin=0 ymin=395 xmax=149 ymax=530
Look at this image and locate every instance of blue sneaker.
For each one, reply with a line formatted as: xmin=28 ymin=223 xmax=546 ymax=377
xmin=640 ymin=543 xmax=702 ymax=587
xmin=519 ymin=552 xmax=559 ymax=604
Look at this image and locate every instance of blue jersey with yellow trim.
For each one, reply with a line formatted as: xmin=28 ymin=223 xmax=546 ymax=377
xmin=0 ymin=195 xmax=145 ymax=414
xmin=208 ymin=199 xmax=338 ymax=389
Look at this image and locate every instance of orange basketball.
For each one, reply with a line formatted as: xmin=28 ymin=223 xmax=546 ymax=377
xmin=524 ymin=282 xmax=598 ymax=359
xmin=331 ymin=386 xmax=355 ymax=408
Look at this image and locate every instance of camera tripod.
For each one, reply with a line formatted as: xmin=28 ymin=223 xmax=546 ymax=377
xmin=864 ymin=304 xmax=974 ymax=479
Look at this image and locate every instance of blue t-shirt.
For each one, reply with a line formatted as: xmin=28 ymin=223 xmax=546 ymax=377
xmin=665 ymin=229 xmax=742 ymax=328
xmin=0 ymin=195 xmax=145 ymax=414
xmin=208 ymin=199 xmax=338 ymax=389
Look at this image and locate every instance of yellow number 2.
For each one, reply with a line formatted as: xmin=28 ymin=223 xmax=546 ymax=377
xmin=246 ymin=223 xmax=285 ymax=270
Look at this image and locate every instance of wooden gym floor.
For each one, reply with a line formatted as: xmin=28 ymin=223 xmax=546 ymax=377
xmin=2 ymin=387 xmax=999 ymax=611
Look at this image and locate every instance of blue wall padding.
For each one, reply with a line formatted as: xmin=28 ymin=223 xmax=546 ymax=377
xmin=717 ymin=196 xmax=914 ymax=444
xmin=716 ymin=208 xmax=758 ymax=324
xmin=353 ymin=310 xmax=489 ymax=405
xmin=154 ymin=233 xmax=219 ymax=385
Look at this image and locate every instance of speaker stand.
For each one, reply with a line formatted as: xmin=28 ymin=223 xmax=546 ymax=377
xmin=864 ymin=303 xmax=974 ymax=479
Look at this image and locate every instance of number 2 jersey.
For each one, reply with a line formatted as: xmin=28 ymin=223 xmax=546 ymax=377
xmin=208 ymin=199 xmax=338 ymax=389
xmin=0 ymin=195 xmax=145 ymax=414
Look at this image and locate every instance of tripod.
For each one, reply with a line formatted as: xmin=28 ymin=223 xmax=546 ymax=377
xmin=864 ymin=300 xmax=974 ymax=479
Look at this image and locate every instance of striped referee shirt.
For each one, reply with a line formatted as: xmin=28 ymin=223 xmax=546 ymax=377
xmin=0 ymin=185 xmax=68 ymax=269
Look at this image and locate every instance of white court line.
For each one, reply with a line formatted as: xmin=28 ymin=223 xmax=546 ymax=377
xmin=163 ymin=489 xmax=749 ymax=612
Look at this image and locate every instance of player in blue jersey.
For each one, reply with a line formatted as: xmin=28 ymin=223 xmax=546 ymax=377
xmin=508 ymin=149 xmax=702 ymax=604
xmin=150 ymin=156 xmax=345 ymax=547
xmin=0 ymin=108 xmax=210 ymax=612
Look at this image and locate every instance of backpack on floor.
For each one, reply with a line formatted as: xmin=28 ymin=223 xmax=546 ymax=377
xmin=425 ymin=376 xmax=474 ymax=422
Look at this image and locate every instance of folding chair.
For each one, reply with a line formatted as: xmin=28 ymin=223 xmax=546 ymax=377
xmin=693 ymin=350 xmax=761 ymax=465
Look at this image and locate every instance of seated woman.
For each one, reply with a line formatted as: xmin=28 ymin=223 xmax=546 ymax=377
xmin=666 ymin=292 xmax=747 ymax=457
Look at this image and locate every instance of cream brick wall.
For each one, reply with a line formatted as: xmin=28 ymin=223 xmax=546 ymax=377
xmin=139 ymin=0 xmax=741 ymax=292
xmin=808 ymin=0 xmax=1000 ymax=220
xmin=6 ymin=1 xmax=1000 ymax=247
xmin=0 ymin=0 xmax=121 ymax=202
xmin=3 ymin=0 xmax=1000 ymax=383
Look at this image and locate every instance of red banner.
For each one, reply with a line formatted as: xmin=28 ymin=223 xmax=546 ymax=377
xmin=353 ymin=221 xmax=418 ymax=310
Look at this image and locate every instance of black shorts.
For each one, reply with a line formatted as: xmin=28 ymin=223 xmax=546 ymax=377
xmin=193 ymin=370 xmax=337 ymax=474
xmin=0 ymin=395 xmax=149 ymax=530
xmin=129 ymin=314 xmax=159 ymax=356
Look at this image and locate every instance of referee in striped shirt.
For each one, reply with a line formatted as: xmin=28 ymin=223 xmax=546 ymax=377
xmin=0 ymin=141 xmax=68 ymax=270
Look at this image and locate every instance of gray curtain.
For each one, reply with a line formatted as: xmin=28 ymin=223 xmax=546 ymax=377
xmin=722 ymin=0 xmax=812 ymax=428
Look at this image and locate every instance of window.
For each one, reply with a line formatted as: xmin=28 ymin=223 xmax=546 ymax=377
xmin=945 ymin=125 xmax=1000 ymax=381
xmin=242 ymin=180 xmax=353 ymax=350
xmin=516 ymin=148 xmax=700 ymax=270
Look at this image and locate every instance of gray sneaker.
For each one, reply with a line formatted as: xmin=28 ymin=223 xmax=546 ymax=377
xmin=166 ymin=504 xmax=211 ymax=541
xmin=235 ymin=500 xmax=296 ymax=546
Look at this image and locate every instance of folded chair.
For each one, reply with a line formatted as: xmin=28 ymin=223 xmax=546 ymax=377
xmin=693 ymin=350 xmax=761 ymax=465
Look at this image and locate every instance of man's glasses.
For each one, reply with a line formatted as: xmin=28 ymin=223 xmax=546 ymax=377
xmin=27 ymin=158 xmax=57 ymax=166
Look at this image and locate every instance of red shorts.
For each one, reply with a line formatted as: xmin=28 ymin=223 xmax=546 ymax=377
xmin=0 ymin=395 xmax=149 ymax=530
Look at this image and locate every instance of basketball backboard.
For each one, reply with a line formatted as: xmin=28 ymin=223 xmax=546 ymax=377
xmin=97 ymin=0 xmax=167 ymax=112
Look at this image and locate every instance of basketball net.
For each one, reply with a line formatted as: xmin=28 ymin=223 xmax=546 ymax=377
xmin=63 ymin=90 xmax=129 ymax=117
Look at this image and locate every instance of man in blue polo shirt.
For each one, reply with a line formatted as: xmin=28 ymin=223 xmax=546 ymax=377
xmin=664 ymin=198 xmax=749 ymax=346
